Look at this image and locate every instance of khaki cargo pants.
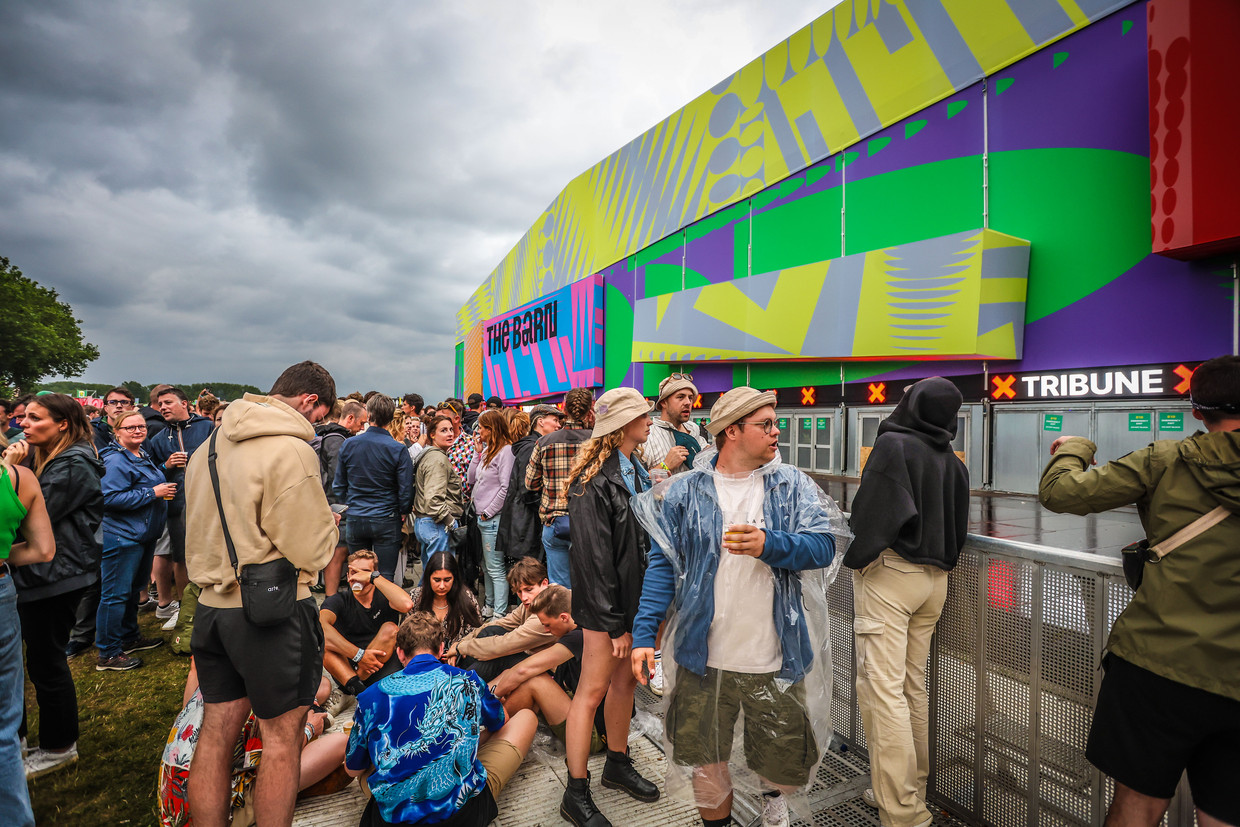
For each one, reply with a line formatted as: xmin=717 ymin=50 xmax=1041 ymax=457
xmin=853 ymin=549 xmax=947 ymax=827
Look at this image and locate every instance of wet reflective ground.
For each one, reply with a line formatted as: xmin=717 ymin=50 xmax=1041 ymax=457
xmin=810 ymin=475 xmax=1144 ymax=557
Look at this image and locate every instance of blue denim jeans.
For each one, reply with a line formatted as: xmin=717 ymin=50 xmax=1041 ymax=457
xmin=96 ymin=540 xmax=155 ymax=658
xmin=542 ymin=524 xmax=572 ymax=588
xmin=346 ymin=515 xmax=405 ymax=580
xmin=0 ymin=573 xmax=34 ymax=826
xmin=414 ymin=517 xmax=449 ymax=570
xmin=477 ymin=515 xmax=507 ymax=616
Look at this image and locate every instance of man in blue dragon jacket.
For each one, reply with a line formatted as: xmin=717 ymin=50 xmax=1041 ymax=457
xmin=345 ymin=612 xmax=537 ymax=827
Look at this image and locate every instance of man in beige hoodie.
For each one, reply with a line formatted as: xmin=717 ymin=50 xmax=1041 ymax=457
xmin=185 ymin=361 xmax=339 ymax=827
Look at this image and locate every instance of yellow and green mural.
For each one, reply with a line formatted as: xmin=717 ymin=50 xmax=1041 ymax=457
xmin=457 ymin=0 xmax=1132 ymax=343
xmin=632 ymin=229 xmax=1029 ymax=363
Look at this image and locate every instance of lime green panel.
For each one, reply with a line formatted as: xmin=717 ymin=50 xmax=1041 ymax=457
xmin=846 ymin=156 xmax=983 ymax=253
xmin=686 ymin=200 xmax=750 ymax=243
xmin=989 ymin=148 xmax=1150 ymax=322
xmin=748 ymin=362 xmax=840 ymax=389
xmin=642 ymin=364 xmax=671 ymax=397
xmin=643 ymin=264 xmax=710 ymax=298
xmin=751 ymin=186 xmax=844 ymax=275
xmin=604 ymin=284 xmax=634 ymax=389
xmin=454 ymin=343 xmax=465 ymax=398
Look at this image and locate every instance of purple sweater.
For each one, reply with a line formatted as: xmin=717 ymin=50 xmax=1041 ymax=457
xmin=468 ymin=445 xmax=514 ymax=520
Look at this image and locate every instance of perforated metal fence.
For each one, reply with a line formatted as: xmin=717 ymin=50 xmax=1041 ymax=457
xmin=827 ymin=534 xmax=1197 ymax=827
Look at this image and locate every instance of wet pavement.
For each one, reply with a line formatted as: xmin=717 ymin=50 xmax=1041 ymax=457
xmin=809 ymin=475 xmax=1144 ymax=557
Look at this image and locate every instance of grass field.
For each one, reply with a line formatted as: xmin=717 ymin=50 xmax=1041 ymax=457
xmin=25 ymin=611 xmax=189 ymax=826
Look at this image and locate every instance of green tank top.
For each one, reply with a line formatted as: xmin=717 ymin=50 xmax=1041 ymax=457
xmin=0 ymin=465 xmax=29 ymax=561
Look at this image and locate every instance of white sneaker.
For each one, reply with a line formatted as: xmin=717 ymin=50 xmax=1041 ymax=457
xmin=761 ymin=792 xmax=789 ymax=827
xmin=25 ymin=743 xmax=78 ymax=780
xmin=862 ymin=787 xmax=877 ymax=808
xmin=155 ymin=600 xmax=180 ymax=620
xmin=161 ymin=609 xmax=180 ymax=631
xmin=481 ymin=606 xmax=493 ymax=620
xmin=649 ymin=656 xmax=664 ymax=697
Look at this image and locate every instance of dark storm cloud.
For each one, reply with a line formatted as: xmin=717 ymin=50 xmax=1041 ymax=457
xmin=0 ymin=0 xmax=830 ymax=398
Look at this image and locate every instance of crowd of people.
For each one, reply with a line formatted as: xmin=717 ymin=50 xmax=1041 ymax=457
xmin=0 ymin=354 xmax=1237 ymax=827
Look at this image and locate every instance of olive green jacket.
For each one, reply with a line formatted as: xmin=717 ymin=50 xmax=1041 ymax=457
xmin=1039 ymin=432 xmax=1240 ymax=702
xmin=413 ymin=447 xmax=464 ymax=525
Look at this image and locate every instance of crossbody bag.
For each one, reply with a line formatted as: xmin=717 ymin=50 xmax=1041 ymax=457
xmin=1121 ymin=504 xmax=1230 ymax=590
xmin=206 ymin=430 xmax=300 ymax=626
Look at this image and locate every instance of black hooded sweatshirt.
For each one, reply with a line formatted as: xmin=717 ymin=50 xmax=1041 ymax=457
xmin=845 ymin=377 xmax=970 ymax=571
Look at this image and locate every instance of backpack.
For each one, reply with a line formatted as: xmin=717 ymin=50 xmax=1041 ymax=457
xmin=310 ymin=430 xmax=347 ymax=489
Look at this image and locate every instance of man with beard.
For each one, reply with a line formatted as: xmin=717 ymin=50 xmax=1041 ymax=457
xmin=643 ymin=375 xmax=707 ymax=478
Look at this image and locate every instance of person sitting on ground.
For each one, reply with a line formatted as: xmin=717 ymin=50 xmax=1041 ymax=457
xmin=409 ymin=550 xmax=483 ymax=654
xmin=488 ymin=584 xmax=607 ymax=755
xmin=345 ymin=612 xmax=538 ymax=827
xmin=159 ymin=658 xmax=348 ymax=827
xmin=320 ymin=550 xmax=414 ymax=696
xmin=448 ymin=557 xmax=559 ymax=682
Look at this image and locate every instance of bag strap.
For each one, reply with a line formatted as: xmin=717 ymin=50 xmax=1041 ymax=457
xmin=206 ymin=430 xmax=242 ymax=583
xmin=1148 ymin=505 xmax=1231 ymax=562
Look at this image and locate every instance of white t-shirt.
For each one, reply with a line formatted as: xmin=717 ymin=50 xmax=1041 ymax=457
xmin=705 ymin=473 xmax=782 ymax=673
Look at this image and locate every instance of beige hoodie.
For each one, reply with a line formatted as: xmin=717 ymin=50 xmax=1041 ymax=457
xmin=186 ymin=393 xmax=339 ymax=609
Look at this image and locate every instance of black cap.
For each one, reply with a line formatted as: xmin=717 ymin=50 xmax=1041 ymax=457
xmin=486 ymin=396 xmax=503 ymax=408
xmin=467 ymin=393 xmax=484 ymax=406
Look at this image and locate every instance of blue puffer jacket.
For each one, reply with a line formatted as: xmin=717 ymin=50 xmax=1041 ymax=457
xmin=632 ymin=451 xmax=842 ymax=683
xmin=100 ymin=443 xmax=168 ymax=548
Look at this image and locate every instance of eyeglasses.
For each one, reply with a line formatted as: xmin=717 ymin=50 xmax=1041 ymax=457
xmin=668 ymin=373 xmax=693 ymax=381
xmin=736 ymin=418 xmax=777 ymax=434
xmin=104 ymin=399 xmax=131 ymax=407
xmin=116 ymin=425 xmax=148 ymax=433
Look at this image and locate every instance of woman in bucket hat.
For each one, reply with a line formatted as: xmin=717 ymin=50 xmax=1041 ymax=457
xmin=558 ymin=387 xmax=660 ymax=826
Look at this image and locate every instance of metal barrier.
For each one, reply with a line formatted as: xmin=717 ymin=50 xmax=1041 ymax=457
xmin=826 ymin=534 xmax=1197 ymax=827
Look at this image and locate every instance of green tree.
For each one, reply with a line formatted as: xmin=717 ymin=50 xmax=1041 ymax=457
xmin=0 ymin=257 xmax=99 ymax=393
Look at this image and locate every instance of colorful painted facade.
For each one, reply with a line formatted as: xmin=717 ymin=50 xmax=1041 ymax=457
xmin=456 ymin=0 xmax=1239 ymax=494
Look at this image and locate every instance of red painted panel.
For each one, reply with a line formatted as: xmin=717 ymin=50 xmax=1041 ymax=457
xmin=1148 ymin=0 xmax=1240 ymax=259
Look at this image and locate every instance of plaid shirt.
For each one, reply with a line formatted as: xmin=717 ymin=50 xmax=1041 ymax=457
xmin=524 ymin=419 xmax=591 ymax=524
xmin=448 ymin=431 xmax=476 ymax=498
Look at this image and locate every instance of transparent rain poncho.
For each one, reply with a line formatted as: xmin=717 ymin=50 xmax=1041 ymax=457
xmin=632 ymin=447 xmax=851 ymax=814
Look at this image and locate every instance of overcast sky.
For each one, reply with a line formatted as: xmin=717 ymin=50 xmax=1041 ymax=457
xmin=1 ymin=1 xmax=835 ymax=400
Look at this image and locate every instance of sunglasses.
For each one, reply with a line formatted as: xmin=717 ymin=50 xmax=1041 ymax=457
xmin=668 ymin=373 xmax=693 ymax=381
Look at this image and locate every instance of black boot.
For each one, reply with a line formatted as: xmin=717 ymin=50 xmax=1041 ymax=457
xmin=600 ymin=748 xmax=660 ymax=802
xmin=561 ymin=772 xmax=612 ymax=827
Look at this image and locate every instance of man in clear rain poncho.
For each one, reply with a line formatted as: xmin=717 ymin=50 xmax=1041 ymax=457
xmin=630 ymin=387 xmax=851 ymax=827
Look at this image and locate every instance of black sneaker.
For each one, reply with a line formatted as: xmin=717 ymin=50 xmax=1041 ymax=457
xmin=64 ymin=640 xmax=92 ymax=659
xmin=97 ymin=654 xmax=143 ymax=671
xmin=123 ymin=636 xmax=164 ymax=654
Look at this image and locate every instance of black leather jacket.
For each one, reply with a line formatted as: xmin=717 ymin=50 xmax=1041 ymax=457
xmin=497 ymin=433 xmax=542 ymax=561
xmin=567 ymin=451 xmax=649 ymax=637
xmin=14 ymin=441 xmax=104 ymax=604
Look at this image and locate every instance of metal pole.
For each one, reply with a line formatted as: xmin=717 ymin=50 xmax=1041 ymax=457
xmin=982 ymin=78 xmax=990 ymax=230
xmin=1232 ymin=260 xmax=1238 ymax=355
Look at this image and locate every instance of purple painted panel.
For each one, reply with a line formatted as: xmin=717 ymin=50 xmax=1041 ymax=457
xmin=843 ymin=84 xmax=985 ymax=185
xmin=989 ymin=8 xmax=1148 ymax=157
xmin=685 ymin=223 xmax=736 ymax=285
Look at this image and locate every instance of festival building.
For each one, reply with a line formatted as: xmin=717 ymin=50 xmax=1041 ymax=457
xmin=455 ymin=0 xmax=1240 ymax=495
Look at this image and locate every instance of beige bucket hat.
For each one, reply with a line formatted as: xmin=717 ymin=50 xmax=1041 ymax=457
xmin=705 ymin=387 xmax=777 ymax=436
xmin=591 ymin=387 xmax=652 ymax=438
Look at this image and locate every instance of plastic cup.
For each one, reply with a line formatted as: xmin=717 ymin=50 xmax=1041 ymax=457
xmin=722 ymin=509 xmax=746 ymax=546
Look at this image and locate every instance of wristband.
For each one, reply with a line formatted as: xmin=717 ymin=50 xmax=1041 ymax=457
xmin=352 ymin=648 xmax=365 ymax=664
xmin=305 ymin=724 xmax=316 ymax=743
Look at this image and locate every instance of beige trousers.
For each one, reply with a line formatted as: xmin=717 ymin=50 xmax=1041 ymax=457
xmin=853 ymin=549 xmax=948 ymax=827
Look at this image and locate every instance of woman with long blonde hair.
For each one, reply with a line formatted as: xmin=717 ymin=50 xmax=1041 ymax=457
xmin=0 ymin=394 xmax=104 ymax=779
xmin=468 ymin=409 xmax=515 ymax=618
xmin=559 ymin=387 xmax=659 ymax=825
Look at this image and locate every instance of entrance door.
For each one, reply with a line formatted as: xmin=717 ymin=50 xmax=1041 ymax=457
xmin=793 ymin=415 xmax=815 ymax=471
xmin=776 ymin=414 xmax=792 ymax=464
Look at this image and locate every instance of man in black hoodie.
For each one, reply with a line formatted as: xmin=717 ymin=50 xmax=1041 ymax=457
xmin=846 ymin=377 xmax=969 ymax=827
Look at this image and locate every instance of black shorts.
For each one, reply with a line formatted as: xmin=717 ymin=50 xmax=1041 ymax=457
xmin=166 ymin=510 xmax=187 ymax=564
xmin=1088 ymin=654 xmax=1240 ymax=823
xmin=192 ymin=598 xmax=324 ymax=719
